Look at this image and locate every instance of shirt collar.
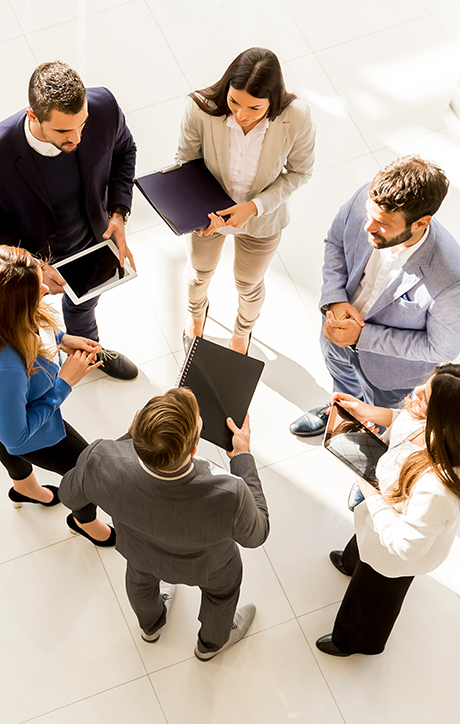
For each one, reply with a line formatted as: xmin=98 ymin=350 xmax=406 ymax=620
xmin=226 ymin=114 xmax=269 ymax=135
xmin=137 ymin=457 xmax=194 ymax=481
xmin=24 ymin=116 xmax=62 ymax=157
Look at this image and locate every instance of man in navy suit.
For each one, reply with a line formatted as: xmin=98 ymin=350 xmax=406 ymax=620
xmin=290 ymin=155 xmax=460 ymax=436
xmin=0 ymin=61 xmax=138 ymax=379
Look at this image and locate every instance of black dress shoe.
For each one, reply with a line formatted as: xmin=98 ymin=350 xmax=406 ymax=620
xmin=316 ymin=634 xmax=351 ymax=657
xmin=183 ymin=303 xmax=209 ymax=355
xmin=8 ymin=485 xmax=60 ymax=508
xmin=289 ymin=405 xmax=329 ymax=437
xmin=66 ymin=514 xmax=116 ymax=547
xmin=329 ymin=550 xmax=352 ymax=577
xmin=98 ymin=348 xmax=138 ymax=380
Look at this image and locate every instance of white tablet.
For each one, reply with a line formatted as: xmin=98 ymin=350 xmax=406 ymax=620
xmin=53 ymin=239 xmax=137 ymax=305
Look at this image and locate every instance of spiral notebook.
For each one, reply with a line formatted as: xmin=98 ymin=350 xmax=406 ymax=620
xmin=176 ymin=337 xmax=265 ymax=451
xmin=134 ymin=159 xmax=235 ymax=235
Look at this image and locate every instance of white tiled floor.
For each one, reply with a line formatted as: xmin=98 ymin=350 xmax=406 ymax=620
xmin=2 ymin=1 xmax=460 ymax=722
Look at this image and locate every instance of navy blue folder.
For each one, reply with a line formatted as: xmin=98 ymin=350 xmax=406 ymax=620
xmin=135 ymin=159 xmax=235 ymax=235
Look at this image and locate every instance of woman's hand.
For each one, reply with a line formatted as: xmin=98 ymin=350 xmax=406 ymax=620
xmin=196 ymin=212 xmax=226 ymax=237
xmin=329 ymin=392 xmax=394 ymax=428
xmin=58 ymin=349 xmax=102 ymax=387
xmin=60 ymin=334 xmax=101 ymax=356
xmin=217 ymin=201 xmax=258 ymax=229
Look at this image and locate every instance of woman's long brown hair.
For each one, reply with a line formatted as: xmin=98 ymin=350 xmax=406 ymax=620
xmin=190 ymin=47 xmax=296 ymax=120
xmin=0 ymin=246 xmax=58 ymax=376
xmin=385 ymin=364 xmax=460 ymax=505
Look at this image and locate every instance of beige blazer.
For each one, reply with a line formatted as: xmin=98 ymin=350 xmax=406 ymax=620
xmin=175 ymin=97 xmax=316 ymax=238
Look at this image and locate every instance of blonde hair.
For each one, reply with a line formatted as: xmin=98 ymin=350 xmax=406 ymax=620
xmin=132 ymin=388 xmax=200 ymax=472
xmin=0 ymin=245 xmax=58 ymax=376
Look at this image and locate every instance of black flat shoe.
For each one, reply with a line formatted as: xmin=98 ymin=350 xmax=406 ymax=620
xmin=329 ymin=550 xmax=352 ymax=576
xmin=66 ymin=514 xmax=116 ymax=547
xmin=98 ymin=348 xmax=138 ymax=380
xmin=8 ymin=485 xmax=60 ymax=508
xmin=316 ymin=634 xmax=351 ymax=657
xmin=183 ymin=302 xmax=209 ymax=355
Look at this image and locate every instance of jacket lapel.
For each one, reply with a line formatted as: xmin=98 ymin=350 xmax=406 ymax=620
xmin=13 ymin=115 xmax=52 ymax=211
xmin=249 ymin=115 xmax=289 ymax=197
xmin=211 ymin=116 xmax=231 ymax=193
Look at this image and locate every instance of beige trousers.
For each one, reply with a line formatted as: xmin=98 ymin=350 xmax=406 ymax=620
xmin=185 ymin=230 xmax=282 ymax=336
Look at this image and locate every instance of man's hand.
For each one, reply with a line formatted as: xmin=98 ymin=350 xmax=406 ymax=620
xmin=323 ymin=310 xmax=362 ymax=347
xmin=60 ymin=334 xmax=101 ymax=356
xmin=103 ymin=213 xmax=136 ymax=270
xmin=226 ymin=414 xmax=251 ymax=459
xmin=328 ymin=302 xmax=364 ymax=327
xmin=43 ymin=264 xmax=66 ymax=294
xmin=217 ymin=201 xmax=258 ymax=229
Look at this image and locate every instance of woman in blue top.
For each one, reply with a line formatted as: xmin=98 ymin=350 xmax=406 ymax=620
xmin=0 ymin=245 xmax=115 ymax=546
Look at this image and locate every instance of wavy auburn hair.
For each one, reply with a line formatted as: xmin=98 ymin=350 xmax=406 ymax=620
xmin=0 ymin=246 xmax=57 ymax=376
xmin=385 ymin=364 xmax=460 ymax=505
xmin=190 ymin=47 xmax=296 ymax=120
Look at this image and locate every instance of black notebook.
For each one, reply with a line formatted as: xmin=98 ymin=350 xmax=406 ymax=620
xmin=176 ymin=337 xmax=265 ymax=451
xmin=135 ymin=159 xmax=235 ymax=235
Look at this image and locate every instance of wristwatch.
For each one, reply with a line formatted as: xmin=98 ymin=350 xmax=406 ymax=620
xmin=110 ymin=205 xmax=130 ymax=224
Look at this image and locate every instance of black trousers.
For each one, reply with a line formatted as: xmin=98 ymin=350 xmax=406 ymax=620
xmin=62 ymin=293 xmax=100 ymax=341
xmin=332 ymin=535 xmax=414 ymax=654
xmin=0 ymin=421 xmax=96 ymax=523
xmin=126 ymin=553 xmax=242 ymax=652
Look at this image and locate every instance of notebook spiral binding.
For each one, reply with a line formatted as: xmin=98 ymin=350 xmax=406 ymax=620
xmin=175 ymin=337 xmax=200 ymax=387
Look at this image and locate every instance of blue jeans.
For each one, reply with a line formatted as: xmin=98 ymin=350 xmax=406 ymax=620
xmin=320 ymin=333 xmax=413 ymax=407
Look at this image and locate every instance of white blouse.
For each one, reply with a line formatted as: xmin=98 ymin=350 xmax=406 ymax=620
xmin=354 ymin=408 xmax=460 ymax=577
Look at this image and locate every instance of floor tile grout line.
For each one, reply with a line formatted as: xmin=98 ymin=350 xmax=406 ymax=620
xmin=16 ymin=0 xmax=136 ymax=39
xmin=144 ymin=1 xmax=193 ymax=91
xmin=17 ymin=674 xmax=152 ymax=724
xmin=0 ymin=531 xmax=79 ymax=568
xmin=7 ymin=0 xmax=39 ymax=64
xmin=146 ymin=675 xmax=170 ymax=724
xmin=96 ymin=548 xmax=150 ymax=675
xmin=260 ymin=545 xmax=298 ymax=618
xmin=295 ymin=616 xmax=348 ymax=724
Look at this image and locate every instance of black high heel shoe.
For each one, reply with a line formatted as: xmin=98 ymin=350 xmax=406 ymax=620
xmin=66 ymin=514 xmax=116 ymax=547
xmin=183 ymin=302 xmax=209 ymax=355
xmin=8 ymin=485 xmax=60 ymax=508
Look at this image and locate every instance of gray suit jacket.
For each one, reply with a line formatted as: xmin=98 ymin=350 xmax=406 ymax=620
xmin=59 ymin=437 xmax=269 ymax=587
xmin=319 ymin=184 xmax=460 ymax=389
xmin=175 ymin=97 xmax=316 ymax=238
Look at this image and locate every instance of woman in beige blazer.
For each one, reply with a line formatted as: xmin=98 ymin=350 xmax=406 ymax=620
xmin=177 ymin=47 xmax=316 ymax=354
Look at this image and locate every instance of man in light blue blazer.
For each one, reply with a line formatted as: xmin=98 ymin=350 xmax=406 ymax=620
xmin=290 ymin=155 xmax=460 ymax=436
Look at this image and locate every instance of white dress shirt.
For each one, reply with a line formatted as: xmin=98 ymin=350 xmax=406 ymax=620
xmin=351 ymin=227 xmax=429 ymax=317
xmin=354 ymin=408 xmax=460 ymax=577
xmin=219 ymin=114 xmax=268 ymax=235
xmin=24 ymin=116 xmax=62 ymax=157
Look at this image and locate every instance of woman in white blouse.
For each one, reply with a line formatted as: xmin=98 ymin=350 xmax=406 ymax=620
xmin=316 ymin=364 xmax=460 ymax=656
xmin=176 ymin=47 xmax=316 ymax=355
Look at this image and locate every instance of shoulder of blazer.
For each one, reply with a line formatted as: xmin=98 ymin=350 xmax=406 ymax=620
xmin=274 ymin=99 xmax=313 ymax=130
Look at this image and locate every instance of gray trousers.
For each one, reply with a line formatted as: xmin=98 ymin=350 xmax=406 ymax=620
xmin=125 ymin=553 xmax=243 ymax=652
xmin=185 ymin=229 xmax=282 ymax=336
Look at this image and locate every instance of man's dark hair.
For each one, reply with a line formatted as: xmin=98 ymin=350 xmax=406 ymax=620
xmin=369 ymin=155 xmax=449 ymax=225
xmin=28 ymin=61 xmax=86 ymax=123
xmin=132 ymin=388 xmax=200 ymax=472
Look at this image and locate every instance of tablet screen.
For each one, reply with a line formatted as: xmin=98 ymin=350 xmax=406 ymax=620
xmin=57 ymin=244 xmax=125 ymax=299
xmin=323 ymin=402 xmax=388 ymax=482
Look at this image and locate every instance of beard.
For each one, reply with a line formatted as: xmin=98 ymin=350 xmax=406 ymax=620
xmin=368 ymin=225 xmax=413 ymax=249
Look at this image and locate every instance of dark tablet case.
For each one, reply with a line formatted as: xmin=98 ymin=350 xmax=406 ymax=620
xmin=135 ymin=159 xmax=235 ymax=235
xmin=177 ymin=337 xmax=265 ymax=451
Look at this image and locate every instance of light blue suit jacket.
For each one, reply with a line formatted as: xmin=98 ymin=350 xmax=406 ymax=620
xmin=319 ymin=184 xmax=460 ymax=390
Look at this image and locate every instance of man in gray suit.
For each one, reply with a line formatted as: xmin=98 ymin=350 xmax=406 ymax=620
xmin=59 ymin=387 xmax=269 ymax=660
xmin=290 ymin=155 xmax=460 ymax=436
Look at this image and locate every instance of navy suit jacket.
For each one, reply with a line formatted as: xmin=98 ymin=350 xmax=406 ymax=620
xmin=0 ymin=87 xmax=136 ymax=261
xmin=319 ymin=184 xmax=460 ymax=389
